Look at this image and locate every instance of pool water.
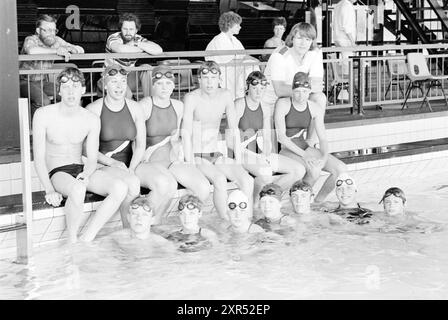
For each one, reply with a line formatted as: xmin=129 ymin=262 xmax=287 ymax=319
xmin=1 ymin=164 xmax=448 ymax=300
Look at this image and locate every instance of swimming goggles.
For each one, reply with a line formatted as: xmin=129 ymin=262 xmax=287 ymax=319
xmin=292 ymin=81 xmax=311 ymax=89
xmin=106 ymin=68 xmax=128 ymax=77
xmin=152 ymin=71 xmax=174 ymax=80
xmin=259 ymin=188 xmax=278 ymax=198
xmin=228 ymin=202 xmax=248 ymax=210
xmin=130 ymin=203 xmax=152 ymax=213
xmin=60 ymin=74 xmax=82 ymax=83
xmin=336 ymin=178 xmax=354 ymax=187
xmin=199 ymin=67 xmax=220 ymax=75
xmin=290 ymin=183 xmax=313 ymax=194
xmin=380 ymin=188 xmax=406 ymax=204
xmin=178 ymin=202 xmax=198 ymax=211
xmin=249 ymin=79 xmax=268 ymax=86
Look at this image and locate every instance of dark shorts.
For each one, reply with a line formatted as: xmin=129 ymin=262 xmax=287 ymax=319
xmin=194 ymin=152 xmax=224 ymax=164
xmin=49 ymin=164 xmax=84 ymax=179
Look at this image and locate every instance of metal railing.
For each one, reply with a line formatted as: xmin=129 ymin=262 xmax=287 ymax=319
xmin=18 ymin=43 xmax=448 ymax=118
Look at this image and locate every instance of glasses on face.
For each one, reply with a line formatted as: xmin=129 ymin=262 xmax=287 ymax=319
xmin=153 ymin=71 xmax=174 ymax=80
xmin=107 ymin=68 xmax=128 ymax=77
xmin=130 ymin=203 xmax=152 ymax=213
xmin=178 ymin=202 xmax=198 ymax=211
xmin=199 ymin=67 xmax=220 ymax=75
xmin=250 ymin=79 xmax=268 ymax=87
xmin=336 ymin=179 xmax=354 ymax=187
xmin=228 ymin=202 xmax=248 ymax=210
xmin=40 ymin=27 xmax=58 ymax=34
xmin=381 ymin=191 xmax=406 ymax=204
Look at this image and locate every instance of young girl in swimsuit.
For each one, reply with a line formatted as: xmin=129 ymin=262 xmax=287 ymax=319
xmin=136 ymin=65 xmax=211 ymax=224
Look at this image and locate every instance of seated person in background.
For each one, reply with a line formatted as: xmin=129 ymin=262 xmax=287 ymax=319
xmin=98 ymin=12 xmax=163 ymax=99
xmin=255 ymin=183 xmax=297 ymax=231
xmin=226 ymin=190 xmax=264 ymax=234
xmin=325 ymin=173 xmax=372 ymax=225
xmin=109 ymin=196 xmax=175 ymax=253
xmin=380 ymin=187 xmax=406 ymax=217
xmin=33 ymin=67 xmax=128 ymax=243
xmin=275 ymin=72 xmax=347 ymax=203
xmin=261 ymin=17 xmax=287 ymax=62
xmin=163 ymin=194 xmax=218 ymax=252
xmin=289 ymin=180 xmax=314 ymax=216
xmin=20 ymin=14 xmax=84 ymax=116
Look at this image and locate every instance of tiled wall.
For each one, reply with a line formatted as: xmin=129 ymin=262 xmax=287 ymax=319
xmin=0 ymin=161 xmax=43 ymax=197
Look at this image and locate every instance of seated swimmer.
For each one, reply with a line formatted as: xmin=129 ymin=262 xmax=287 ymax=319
xmin=328 ymin=173 xmax=372 ymax=225
xmin=227 ymin=190 xmax=264 ymax=234
xmin=289 ymin=180 xmax=314 ymax=215
xmin=380 ymin=187 xmax=406 ymax=217
xmin=255 ymin=183 xmax=296 ymax=231
xmin=166 ymin=194 xmax=218 ymax=252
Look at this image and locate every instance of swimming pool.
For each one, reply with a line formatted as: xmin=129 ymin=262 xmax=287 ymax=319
xmin=1 ymin=155 xmax=448 ymax=299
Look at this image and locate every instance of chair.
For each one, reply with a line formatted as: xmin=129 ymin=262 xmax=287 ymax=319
xmin=327 ymin=53 xmax=350 ymax=103
xmin=385 ymin=55 xmax=408 ymax=99
xmin=402 ymin=52 xmax=448 ymax=111
xmin=157 ymin=59 xmax=196 ymax=92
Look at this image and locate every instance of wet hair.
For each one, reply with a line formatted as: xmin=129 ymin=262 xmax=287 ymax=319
xmin=198 ymin=60 xmax=221 ymax=77
xmin=379 ymin=187 xmax=406 ymax=204
xmin=272 ymin=17 xmax=287 ymax=29
xmin=285 ymin=22 xmax=317 ymax=50
xmin=119 ymin=13 xmax=141 ymax=31
xmin=218 ymin=11 xmax=242 ymax=32
xmin=246 ymin=71 xmax=267 ymax=87
xmin=179 ymin=194 xmax=203 ymax=211
xmin=289 ymin=180 xmax=313 ymax=196
xmin=36 ymin=14 xmax=57 ymax=29
xmin=56 ymin=67 xmax=86 ymax=87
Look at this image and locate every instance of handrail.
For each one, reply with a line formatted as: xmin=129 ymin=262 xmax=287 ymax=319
xmin=17 ymin=43 xmax=448 ymax=62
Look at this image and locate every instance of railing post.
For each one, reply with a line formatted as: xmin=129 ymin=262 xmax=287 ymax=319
xmin=15 ymin=98 xmax=33 ymax=264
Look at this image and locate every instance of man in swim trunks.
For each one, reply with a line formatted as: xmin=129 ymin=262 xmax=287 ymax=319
xmin=33 ymin=67 xmax=129 ymax=243
xmin=182 ymin=61 xmax=254 ymax=220
xmin=275 ymin=71 xmax=347 ymax=203
xmin=226 ymin=190 xmax=264 ymax=234
xmin=380 ymin=187 xmax=406 ymax=217
xmin=327 ymin=173 xmax=372 ymax=225
xmin=289 ymin=180 xmax=314 ymax=215
xmin=163 ymin=194 xmax=217 ymax=252
xmin=255 ymin=183 xmax=297 ymax=231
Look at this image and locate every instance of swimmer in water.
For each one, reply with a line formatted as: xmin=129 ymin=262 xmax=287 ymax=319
xmin=380 ymin=187 xmax=406 ymax=217
xmin=226 ymin=190 xmax=264 ymax=234
xmin=165 ymin=194 xmax=218 ymax=252
xmin=327 ymin=173 xmax=372 ymax=225
xmin=255 ymin=183 xmax=297 ymax=231
xmin=289 ymin=180 xmax=314 ymax=215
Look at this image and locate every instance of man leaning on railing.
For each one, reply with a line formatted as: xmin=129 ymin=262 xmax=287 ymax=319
xmin=19 ymin=14 xmax=85 ymax=117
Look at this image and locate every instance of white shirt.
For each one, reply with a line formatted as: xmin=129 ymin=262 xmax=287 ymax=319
xmin=333 ymin=0 xmax=356 ymax=44
xmin=205 ymin=32 xmax=245 ymax=64
xmin=263 ymin=46 xmax=324 ymax=105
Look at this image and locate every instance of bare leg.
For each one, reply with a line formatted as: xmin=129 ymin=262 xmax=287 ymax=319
xmin=135 ymin=162 xmax=177 ymax=224
xmin=98 ymin=166 xmax=141 ymax=228
xmin=80 ymin=170 xmax=128 ymax=242
xmin=169 ymin=163 xmax=211 ymax=202
xmin=314 ymin=154 xmax=347 ymax=203
xmin=51 ymin=173 xmax=87 ymax=243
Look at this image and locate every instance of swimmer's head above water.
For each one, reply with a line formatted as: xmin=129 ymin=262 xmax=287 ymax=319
xmin=178 ymin=194 xmax=203 ymax=232
xmin=259 ymin=183 xmax=282 ymax=221
xmin=380 ymin=187 xmax=406 ymax=216
xmin=289 ymin=180 xmax=314 ymax=215
xmin=227 ymin=189 xmax=251 ymax=232
xmin=335 ymin=173 xmax=358 ymax=209
xmin=128 ymin=196 xmax=154 ymax=240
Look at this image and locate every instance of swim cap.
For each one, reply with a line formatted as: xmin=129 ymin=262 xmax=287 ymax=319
xmin=259 ymin=183 xmax=282 ymax=201
xmin=178 ymin=193 xmax=203 ymax=211
xmin=379 ymin=187 xmax=406 ymax=204
xmin=289 ymin=180 xmax=313 ymax=195
xmin=292 ymin=72 xmax=311 ymax=90
xmin=151 ymin=64 xmax=175 ymax=84
xmin=335 ymin=172 xmax=357 ymax=190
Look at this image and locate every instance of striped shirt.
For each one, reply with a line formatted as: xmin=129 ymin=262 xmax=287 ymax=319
xmin=105 ymin=32 xmax=148 ymax=67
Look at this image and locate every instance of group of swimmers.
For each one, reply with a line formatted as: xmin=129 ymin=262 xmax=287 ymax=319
xmin=33 ymin=51 xmax=420 ymax=248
